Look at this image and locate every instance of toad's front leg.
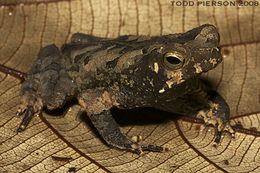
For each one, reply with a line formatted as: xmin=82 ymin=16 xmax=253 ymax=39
xmin=78 ymin=89 xmax=167 ymax=154
xmin=198 ymin=91 xmax=235 ymax=144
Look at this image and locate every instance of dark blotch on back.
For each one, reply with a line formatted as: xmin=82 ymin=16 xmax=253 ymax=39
xmin=84 ymin=56 xmax=90 ymax=65
xmin=74 ymin=53 xmax=90 ymax=66
xmin=119 ymin=46 xmax=132 ymax=54
xmin=74 ymin=53 xmax=85 ymax=63
xmin=142 ymin=48 xmax=148 ymax=54
xmin=106 ymin=57 xmax=120 ymax=68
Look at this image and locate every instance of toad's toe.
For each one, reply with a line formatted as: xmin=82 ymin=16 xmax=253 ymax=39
xmin=197 ymin=108 xmax=235 ymax=144
xmin=16 ymin=92 xmax=43 ymax=132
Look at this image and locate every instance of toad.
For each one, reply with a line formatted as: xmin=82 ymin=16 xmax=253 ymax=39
xmin=16 ymin=24 xmax=235 ymax=154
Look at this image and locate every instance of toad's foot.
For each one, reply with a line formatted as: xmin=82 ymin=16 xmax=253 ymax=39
xmin=16 ymin=92 xmax=43 ymax=132
xmin=197 ymin=92 xmax=235 ymax=144
xmin=197 ymin=109 xmax=235 ymax=144
xmin=16 ymin=45 xmax=76 ymax=132
xmin=130 ymin=136 xmax=168 ymax=155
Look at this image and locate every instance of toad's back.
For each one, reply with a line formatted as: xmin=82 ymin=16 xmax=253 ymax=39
xmin=61 ymin=34 xmax=182 ymax=90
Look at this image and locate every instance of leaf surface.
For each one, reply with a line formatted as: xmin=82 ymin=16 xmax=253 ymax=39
xmin=0 ymin=0 xmax=259 ymax=172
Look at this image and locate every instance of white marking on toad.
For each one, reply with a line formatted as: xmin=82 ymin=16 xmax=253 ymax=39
xmin=193 ymin=63 xmax=202 ymax=73
xmin=153 ymin=62 xmax=159 ymax=73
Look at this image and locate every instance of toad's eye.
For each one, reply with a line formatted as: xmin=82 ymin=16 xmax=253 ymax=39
xmin=163 ymin=52 xmax=184 ymax=70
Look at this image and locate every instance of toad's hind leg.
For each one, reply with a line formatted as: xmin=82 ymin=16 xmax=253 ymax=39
xmin=78 ymin=89 xmax=167 ymax=154
xmin=89 ymin=111 xmax=167 ymax=154
xmin=17 ymin=45 xmax=76 ymax=132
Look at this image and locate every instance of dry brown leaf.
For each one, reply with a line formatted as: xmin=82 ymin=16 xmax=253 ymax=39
xmin=0 ymin=0 xmax=259 ymax=172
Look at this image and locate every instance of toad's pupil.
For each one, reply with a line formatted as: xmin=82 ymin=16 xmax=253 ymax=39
xmin=166 ymin=56 xmax=181 ymax=64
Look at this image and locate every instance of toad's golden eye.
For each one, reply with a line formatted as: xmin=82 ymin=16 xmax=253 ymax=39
xmin=163 ymin=52 xmax=184 ymax=70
